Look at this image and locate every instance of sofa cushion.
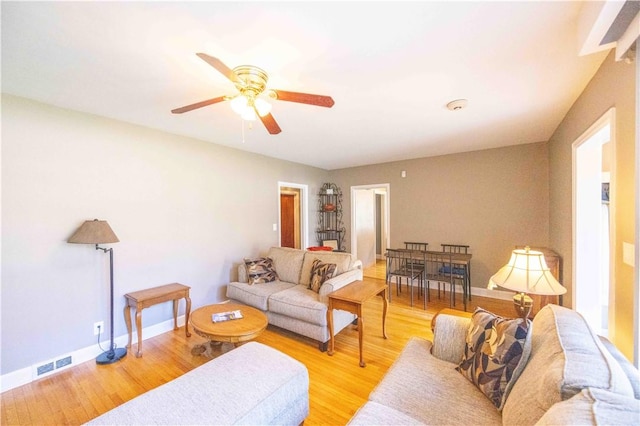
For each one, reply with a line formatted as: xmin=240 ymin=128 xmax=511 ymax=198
xmin=244 ymin=257 xmax=278 ymax=284
xmin=267 ymin=247 xmax=306 ymax=284
xmin=299 ymin=251 xmax=352 ymax=287
xmin=599 ymin=336 xmax=640 ymax=399
xmin=226 ymin=281 xmax=296 ymax=311
xmin=348 ymin=401 xmax=423 ymax=425
xmin=268 ymin=285 xmax=328 ymax=325
xmin=456 ymin=308 xmax=532 ymax=409
xmin=536 ymin=387 xmax=640 ymax=426
xmin=368 ymin=338 xmax=502 ymax=425
xmin=502 ymin=304 xmax=636 ymax=426
xmin=309 ymin=259 xmax=337 ymax=293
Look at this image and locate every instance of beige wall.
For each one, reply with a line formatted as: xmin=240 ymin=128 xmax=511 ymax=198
xmin=548 ymin=51 xmax=636 ymax=359
xmin=331 ymin=142 xmax=550 ymax=296
xmin=1 ymin=94 xmax=328 ymax=375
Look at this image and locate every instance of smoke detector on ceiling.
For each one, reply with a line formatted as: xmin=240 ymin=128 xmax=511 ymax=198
xmin=446 ymin=99 xmax=468 ymax=111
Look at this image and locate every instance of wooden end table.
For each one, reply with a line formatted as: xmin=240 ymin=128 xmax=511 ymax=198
xmin=189 ymin=303 xmax=268 ymax=352
xmin=327 ymin=280 xmax=388 ymax=367
xmin=124 ymin=283 xmax=191 ymax=358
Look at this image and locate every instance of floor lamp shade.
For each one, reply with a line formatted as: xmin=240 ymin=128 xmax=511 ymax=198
xmin=68 ymin=219 xmax=126 ymax=364
xmin=68 ymin=219 xmax=119 ymax=244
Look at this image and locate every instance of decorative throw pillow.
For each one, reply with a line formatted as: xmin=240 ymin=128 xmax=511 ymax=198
xmin=308 ymin=258 xmax=337 ymax=293
xmin=456 ymin=308 xmax=532 ymax=410
xmin=244 ymin=257 xmax=278 ymax=284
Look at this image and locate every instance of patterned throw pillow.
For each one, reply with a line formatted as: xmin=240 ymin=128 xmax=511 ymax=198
xmin=456 ymin=308 xmax=532 ymax=410
xmin=308 ymin=258 xmax=337 ymax=293
xmin=244 ymin=257 xmax=278 ymax=285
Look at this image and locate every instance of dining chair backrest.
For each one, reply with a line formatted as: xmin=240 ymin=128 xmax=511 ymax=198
xmin=425 ymin=251 xmax=454 ymax=283
xmin=441 ymin=244 xmax=469 ymax=254
xmin=386 ymin=248 xmax=423 ymax=278
xmin=405 ymin=242 xmax=429 ymax=251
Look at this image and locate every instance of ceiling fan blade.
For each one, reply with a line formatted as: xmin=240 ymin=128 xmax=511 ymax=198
xmin=271 ymin=90 xmax=335 ymax=108
xmin=171 ymin=96 xmax=226 ymax=114
xmin=196 ymin=53 xmax=242 ymax=85
xmin=258 ymin=112 xmax=282 ymax=135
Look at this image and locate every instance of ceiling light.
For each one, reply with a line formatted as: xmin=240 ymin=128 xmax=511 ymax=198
xmin=446 ymin=99 xmax=468 ymax=111
xmin=254 ymin=98 xmax=272 ymax=117
xmin=230 ymin=94 xmax=271 ymax=121
xmin=230 ymin=95 xmax=248 ymax=115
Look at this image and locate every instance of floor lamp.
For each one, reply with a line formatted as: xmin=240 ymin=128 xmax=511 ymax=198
xmin=68 ymin=219 xmax=127 ymax=364
xmin=488 ymin=246 xmax=566 ymax=319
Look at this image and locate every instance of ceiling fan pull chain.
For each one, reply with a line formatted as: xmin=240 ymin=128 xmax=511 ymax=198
xmin=241 ymin=118 xmax=245 ymax=144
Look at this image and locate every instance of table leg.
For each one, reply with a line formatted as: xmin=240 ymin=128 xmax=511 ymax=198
xmin=327 ymin=306 xmax=335 ymax=356
xmin=124 ymin=304 xmax=133 ymax=349
xmin=184 ymin=294 xmax=192 ymax=337
xmin=172 ymin=299 xmax=179 ymax=330
xmin=358 ymin=307 xmax=365 ymax=367
xmin=135 ymin=304 xmax=143 ymax=358
xmin=380 ymin=289 xmax=388 ymax=339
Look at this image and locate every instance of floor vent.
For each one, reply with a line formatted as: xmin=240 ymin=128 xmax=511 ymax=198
xmin=33 ymin=355 xmax=73 ymax=379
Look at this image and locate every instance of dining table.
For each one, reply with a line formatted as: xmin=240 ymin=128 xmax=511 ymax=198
xmin=387 ymin=249 xmax=473 ymax=302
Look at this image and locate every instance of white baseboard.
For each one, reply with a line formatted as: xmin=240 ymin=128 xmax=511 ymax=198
xmin=404 ymin=280 xmax=514 ymax=301
xmin=1 ymin=315 xmax=186 ymax=393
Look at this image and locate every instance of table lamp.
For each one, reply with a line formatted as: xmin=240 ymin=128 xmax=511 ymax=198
xmin=488 ymin=246 xmax=566 ymax=319
xmin=68 ymin=219 xmax=127 ymax=364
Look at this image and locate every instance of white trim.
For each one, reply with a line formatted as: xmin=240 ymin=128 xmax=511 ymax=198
xmin=572 ymin=107 xmax=616 ymax=337
xmin=635 ymin=44 xmax=640 ymax=368
xmin=350 ymin=183 xmax=390 ymax=259
xmin=1 ymin=315 xmax=187 ymax=393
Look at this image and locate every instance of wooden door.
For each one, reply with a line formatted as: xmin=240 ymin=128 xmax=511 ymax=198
xmin=280 ymin=194 xmax=296 ymax=248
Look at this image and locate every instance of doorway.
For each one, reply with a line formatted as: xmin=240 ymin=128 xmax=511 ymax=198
xmin=573 ymin=108 xmax=615 ymax=337
xmin=351 ymin=184 xmax=390 ymax=269
xmin=278 ymin=182 xmax=308 ymax=250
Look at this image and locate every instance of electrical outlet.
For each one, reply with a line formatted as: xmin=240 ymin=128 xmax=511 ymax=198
xmin=93 ymin=321 xmax=104 ymax=336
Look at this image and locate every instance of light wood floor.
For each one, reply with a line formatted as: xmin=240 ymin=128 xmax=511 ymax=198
xmin=1 ymin=270 xmax=512 ymax=426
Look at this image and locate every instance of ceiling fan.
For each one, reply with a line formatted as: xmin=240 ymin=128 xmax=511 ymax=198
xmin=171 ymin=53 xmax=335 ymax=135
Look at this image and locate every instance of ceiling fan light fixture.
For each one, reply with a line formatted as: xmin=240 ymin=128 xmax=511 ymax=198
xmin=254 ymin=98 xmax=272 ymax=117
xmin=241 ymin=107 xmax=257 ymax=121
xmin=230 ymin=95 xmax=249 ymax=115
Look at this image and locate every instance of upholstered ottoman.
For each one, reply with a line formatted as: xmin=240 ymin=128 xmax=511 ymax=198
xmin=86 ymin=342 xmax=309 ymax=425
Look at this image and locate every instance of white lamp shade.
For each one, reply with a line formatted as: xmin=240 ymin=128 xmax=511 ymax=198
xmin=254 ymin=98 xmax=272 ymax=117
xmin=230 ymin=95 xmax=248 ymax=115
xmin=489 ymin=248 xmax=566 ymax=295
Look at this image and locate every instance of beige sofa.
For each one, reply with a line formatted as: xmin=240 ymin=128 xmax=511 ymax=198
xmin=349 ymin=304 xmax=640 ymax=425
xmin=227 ymin=247 xmax=363 ymax=351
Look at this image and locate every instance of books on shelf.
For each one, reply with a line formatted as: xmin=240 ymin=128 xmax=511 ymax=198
xmin=212 ymin=309 xmax=243 ymax=323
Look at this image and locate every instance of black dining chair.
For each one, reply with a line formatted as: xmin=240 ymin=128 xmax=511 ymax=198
xmin=386 ymin=248 xmax=425 ymax=308
xmin=427 ymin=250 xmax=467 ymax=311
xmin=441 ymin=244 xmax=471 ymax=301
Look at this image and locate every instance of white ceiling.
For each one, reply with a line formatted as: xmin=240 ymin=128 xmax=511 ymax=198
xmin=2 ymin=1 xmax=610 ymax=170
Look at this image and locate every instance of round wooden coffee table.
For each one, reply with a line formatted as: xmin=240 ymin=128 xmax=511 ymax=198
xmin=190 ymin=303 xmax=268 ymax=353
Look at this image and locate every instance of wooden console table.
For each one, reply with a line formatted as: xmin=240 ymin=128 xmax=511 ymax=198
xmin=327 ymin=280 xmax=388 ymax=367
xmin=124 ymin=283 xmax=191 ymax=357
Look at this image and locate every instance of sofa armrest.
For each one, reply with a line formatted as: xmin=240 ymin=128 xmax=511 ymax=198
xmin=237 ymin=263 xmax=248 ymax=283
xmin=318 ymin=268 xmax=364 ymax=304
xmin=431 ymin=312 xmax=471 ymax=364
xmin=351 ymin=259 xmax=363 ymax=270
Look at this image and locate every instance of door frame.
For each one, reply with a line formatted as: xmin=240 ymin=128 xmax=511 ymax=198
xmin=350 ymin=183 xmax=390 ymax=262
xmin=278 ymin=182 xmax=309 ymax=249
xmin=572 ymin=107 xmax=616 ymax=337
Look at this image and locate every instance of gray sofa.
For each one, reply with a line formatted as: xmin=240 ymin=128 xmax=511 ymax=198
xmin=227 ymin=247 xmax=363 ymax=351
xmin=349 ymin=304 xmax=640 ymax=425
xmin=86 ymin=342 xmax=309 ymax=425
